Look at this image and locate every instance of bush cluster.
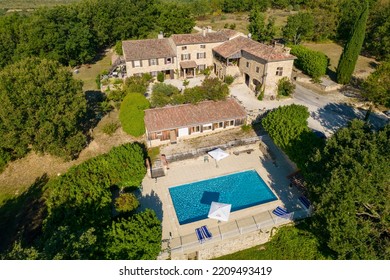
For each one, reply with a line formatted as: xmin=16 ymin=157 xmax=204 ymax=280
xmin=119 ymin=93 xmax=150 ymax=137
xmin=290 ymin=45 xmax=329 ymax=81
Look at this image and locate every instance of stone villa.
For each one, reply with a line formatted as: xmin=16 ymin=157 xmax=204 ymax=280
xmin=122 ymin=28 xmax=296 ymax=98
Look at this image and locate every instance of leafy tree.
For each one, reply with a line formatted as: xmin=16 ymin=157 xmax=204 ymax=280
xmin=0 ymin=58 xmax=87 ymax=161
xmin=200 ymin=77 xmax=229 ymax=101
xmin=277 ymin=77 xmax=295 ymax=97
xmin=364 ymin=1 xmax=390 ymax=60
xmin=362 ymin=61 xmax=390 ymax=108
xmin=156 ymin=2 xmax=195 ymax=36
xmin=262 ymin=105 xmax=324 ymax=169
xmin=115 ymin=193 xmax=140 ymax=213
xmin=104 ymin=209 xmax=162 ymax=260
xmin=0 ymin=13 xmax=23 ymax=68
xmin=42 ymin=143 xmax=148 ymax=259
xmin=124 ymin=74 xmax=152 ymax=96
xmin=282 ymin=12 xmax=315 ymax=44
xmin=305 ymin=120 xmax=390 ymax=259
xmin=150 ymin=83 xmax=181 ymax=107
xmin=248 ymin=7 xmax=275 ymax=43
xmin=183 ymin=86 xmax=206 ymax=104
xmin=310 ymin=2 xmax=340 ymax=41
xmin=119 ymin=93 xmax=150 ymax=137
xmin=336 ymin=0 xmax=369 ymax=84
xmin=290 ymin=45 xmax=329 ymax=81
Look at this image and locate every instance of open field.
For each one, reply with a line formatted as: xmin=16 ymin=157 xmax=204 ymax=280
xmin=0 ymin=0 xmax=79 ymax=10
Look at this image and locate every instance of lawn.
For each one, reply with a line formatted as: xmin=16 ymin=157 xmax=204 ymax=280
xmin=0 ymin=0 xmax=79 ymax=10
xmin=73 ymin=49 xmax=113 ymax=92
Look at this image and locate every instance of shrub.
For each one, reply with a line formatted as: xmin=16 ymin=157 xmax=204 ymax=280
xmin=157 ymin=72 xmax=164 ymax=82
xmin=96 ymin=74 xmax=101 ymax=89
xmin=150 ymin=83 xmax=180 ymax=107
xmin=101 ymin=122 xmax=119 ymax=136
xmin=290 ymin=45 xmax=328 ymax=81
xmin=114 ymin=41 xmax=123 ymax=55
xmin=124 ymin=74 xmax=152 ymax=95
xmin=224 ymin=75 xmax=234 ymax=85
xmin=0 ymin=148 xmax=11 ymax=172
xmin=119 ymin=93 xmax=150 ymax=137
xmin=277 ymin=77 xmax=295 ymax=97
xmin=257 ymin=90 xmax=265 ymax=101
xmin=115 ymin=193 xmax=139 ymax=213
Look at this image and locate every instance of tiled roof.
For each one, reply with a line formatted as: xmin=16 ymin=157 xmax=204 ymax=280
xmin=180 ymin=60 xmax=197 ymax=68
xmin=171 ymin=31 xmax=228 ymax=45
xmin=122 ymin=38 xmax=176 ymax=61
xmin=218 ymin=29 xmax=243 ymax=39
xmin=213 ymin=36 xmax=296 ymax=61
xmin=144 ymin=98 xmax=247 ymax=132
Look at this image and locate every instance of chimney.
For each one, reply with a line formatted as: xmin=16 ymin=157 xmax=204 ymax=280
xmin=247 ymin=33 xmax=252 ymax=39
xmin=158 ymin=31 xmax=164 ymax=39
xmin=202 ymin=28 xmax=206 ymax=37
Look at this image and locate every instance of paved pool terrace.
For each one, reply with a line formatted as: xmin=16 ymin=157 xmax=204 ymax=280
xmin=139 ymin=138 xmax=307 ymax=258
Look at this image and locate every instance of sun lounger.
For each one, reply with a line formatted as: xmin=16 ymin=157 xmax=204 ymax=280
xmin=195 ymin=227 xmax=205 ymax=244
xmin=299 ymin=196 xmax=311 ymax=210
xmin=272 ymin=206 xmax=292 ymax=219
xmin=201 ymin=225 xmax=212 ymax=240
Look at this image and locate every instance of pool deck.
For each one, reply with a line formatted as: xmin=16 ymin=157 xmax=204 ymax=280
xmin=140 ymin=139 xmax=305 ymax=245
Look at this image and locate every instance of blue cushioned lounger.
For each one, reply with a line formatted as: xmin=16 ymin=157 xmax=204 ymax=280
xmin=195 ymin=227 xmax=205 ymax=243
xmin=201 ymin=225 xmax=212 ymax=240
xmin=299 ymin=196 xmax=311 ymax=209
xmin=272 ymin=206 xmax=290 ymax=218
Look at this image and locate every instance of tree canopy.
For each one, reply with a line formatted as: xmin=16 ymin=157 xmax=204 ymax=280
xmin=304 ymin=120 xmax=390 ymax=259
xmin=282 ymin=12 xmax=315 ymax=45
xmin=262 ymin=104 xmax=324 ymax=169
xmin=362 ymin=61 xmax=390 ymax=108
xmin=336 ymin=0 xmax=369 ymax=84
xmin=0 ymin=57 xmax=87 ymax=170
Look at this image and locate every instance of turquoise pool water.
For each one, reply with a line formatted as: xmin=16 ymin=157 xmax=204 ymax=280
xmin=169 ymin=170 xmax=277 ymax=225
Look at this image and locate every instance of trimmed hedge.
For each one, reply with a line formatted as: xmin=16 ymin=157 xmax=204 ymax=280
xmin=290 ymin=45 xmax=328 ymax=80
xmin=119 ymin=93 xmax=150 ymax=137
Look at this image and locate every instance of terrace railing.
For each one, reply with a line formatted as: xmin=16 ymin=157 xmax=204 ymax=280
xmin=159 ymin=208 xmax=310 ymax=259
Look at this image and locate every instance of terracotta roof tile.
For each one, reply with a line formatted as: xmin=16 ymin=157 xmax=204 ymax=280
xmin=144 ymin=98 xmax=247 ymax=132
xmin=122 ymin=38 xmax=176 ymax=61
xmin=213 ymin=36 xmax=296 ymax=61
xmin=180 ymin=60 xmax=197 ymax=68
xmin=171 ymin=32 xmax=228 ymax=45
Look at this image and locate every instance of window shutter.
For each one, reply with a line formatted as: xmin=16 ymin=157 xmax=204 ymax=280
xmin=181 ymin=54 xmax=184 ymax=60
xmin=156 ymin=59 xmax=159 ymax=65
xmin=204 ymin=52 xmax=206 ymax=58
xmin=140 ymin=60 xmax=143 ymax=67
xmin=189 ymin=54 xmax=191 ymax=60
xmin=132 ymin=61 xmax=134 ymax=68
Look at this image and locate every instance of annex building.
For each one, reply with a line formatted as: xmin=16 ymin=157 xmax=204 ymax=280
xmin=122 ymin=28 xmax=295 ymax=98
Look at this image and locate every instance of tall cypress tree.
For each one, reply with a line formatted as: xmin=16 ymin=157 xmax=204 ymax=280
xmin=336 ymin=0 xmax=369 ymax=84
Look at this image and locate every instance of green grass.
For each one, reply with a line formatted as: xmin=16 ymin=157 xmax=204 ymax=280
xmin=215 ymin=223 xmax=331 ymax=260
xmin=0 ymin=0 xmax=80 ymax=10
xmin=147 ymin=147 xmax=160 ymax=164
xmin=73 ymin=51 xmax=112 ymax=92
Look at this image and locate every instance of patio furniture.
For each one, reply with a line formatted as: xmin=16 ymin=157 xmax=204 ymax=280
xmin=299 ymin=196 xmax=311 ymax=210
xmin=272 ymin=206 xmax=292 ymax=219
xmin=195 ymin=227 xmax=205 ymax=244
xmin=201 ymin=225 xmax=212 ymax=240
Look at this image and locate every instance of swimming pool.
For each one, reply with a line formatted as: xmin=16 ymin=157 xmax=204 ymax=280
xmin=169 ymin=170 xmax=277 ymax=225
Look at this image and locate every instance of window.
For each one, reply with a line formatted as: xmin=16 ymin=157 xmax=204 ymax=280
xmin=182 ymin=46 xmax=187 ymax=50
xmin=218 ymin=122 xmax=224 ymax=128
xmin=200 ymin=44 xmax=206 ymax=49
xmin=256 ymin=66 xmax=260 ymax=73
xmin=193 ymin=126 xmax=200 ymax=133
xmin=165 ymin=57 xmax=172 ymax=64
xmin=203 ymin=124 xmax=212 ymax=131
xmin=276 ymin=67 xmax=283 ymax=76
xmin=198 ymin=64 xmax=206 ymax=71
xmin=229 ymin=120 xmax=235 ymax=126
xmin=181 ymin=54 xmax=191 ymax=60
xmin=133 ymin=60 xmax=141 ymax=67
xmin=197 ymin=52 xmax=206 ymax=59
xmin=156 ymin=132 xmax=162 ymax=136
xmin=246 ymin=62 xmax=250 ymax=68
xmin=151 ymin=71 xmax=158 ymax=77
xmin=149 ymin=58 xmax=158 ymax=66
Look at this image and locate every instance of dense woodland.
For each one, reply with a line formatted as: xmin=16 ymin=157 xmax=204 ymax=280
xmin=0 ymin=0 xmax=389 ymax=260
